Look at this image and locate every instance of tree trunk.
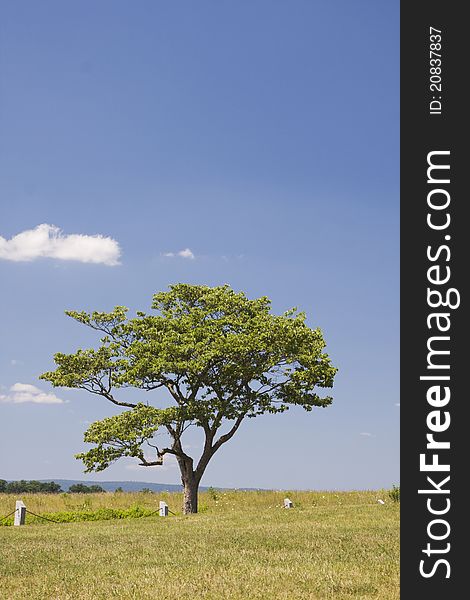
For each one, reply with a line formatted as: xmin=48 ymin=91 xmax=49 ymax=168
xmin=182 ymin=474 xmax=199 ymax=514
xmin=177 ymin=454 xmax=200 ymax=514
xmin=177 ymin=435 xmax=217 ymax=514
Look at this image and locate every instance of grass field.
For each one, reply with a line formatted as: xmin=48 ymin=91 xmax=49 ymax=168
xmin=0 ymin=490 xmax=399 ymax=599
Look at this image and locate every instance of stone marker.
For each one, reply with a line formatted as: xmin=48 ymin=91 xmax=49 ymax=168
xmin=284 ymin=498 xmax=294 ymax=509
xmin=14 ymin=500 xmax=26 ymax=526
xmin=159 ymin=500 xmax=169 ymax=516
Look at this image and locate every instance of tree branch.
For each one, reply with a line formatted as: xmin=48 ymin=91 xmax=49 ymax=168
xmin=212 ymin=414 xmax=245 ymax=453
xmin=165 ymin=425 xmax=193 ymax=462
xmin=75 ymin=319 xmax=134 ymax=349
xmin=254 ymin=380 xmax=286 ymax=395
xmin=165 ymin=379 xmax=185 ymax=404
xmin=137 ymin=451 xmax=164 ymax=467
xmin=81 ymin=385 xmax=138 ymax=408
xmin=194 ymin=421 xmax=216 ymax=481
xmin=140 ymin=443 xmax=182 ymax=466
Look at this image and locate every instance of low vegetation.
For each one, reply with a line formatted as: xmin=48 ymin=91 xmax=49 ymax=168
xmin=0 ymin=490 xmax=399 ymax=599
xmin=0 ymin=504 xmax=158 ymax=526
xmin=388 ymin=485 xmax=400 ymax=503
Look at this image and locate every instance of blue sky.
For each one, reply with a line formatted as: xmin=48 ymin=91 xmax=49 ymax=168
xmin=0 ymin=1 xmax=399 ymax=490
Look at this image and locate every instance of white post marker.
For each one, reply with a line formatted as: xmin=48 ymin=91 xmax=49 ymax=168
xmin=14 ymin=500 xmax=26 ymax=526
xmin=284 ymin=498 xmax=294 ymax=509
xmin=159 ymin=500 xmax=169 ymax=517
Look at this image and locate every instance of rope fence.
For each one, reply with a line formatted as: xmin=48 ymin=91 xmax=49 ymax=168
xmin=146 ymin=505 xmax=177 ymax=517
xmin=0 ymin=500 xmax=178 ymax=526
xmin=1 ymin=498 xmax=390 ymax=527
xmin=24 ymin=509 xmax=60 ymax=524
xmin=0 ymin=510 xmax=17 ymax=522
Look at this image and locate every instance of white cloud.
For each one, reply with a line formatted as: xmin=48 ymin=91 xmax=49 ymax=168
xmin=0 ymin=224 xmax=121 ymax=266
xmin=163 ymin=248 xmax=195 ymax=260
xmin=11 ymin=383 xmax=41 ymax=394
xmin=359 ymin=432 xmax=375 ymax=437
xmin=395 ymin=403 xmax=400 ymax=407
xmin=0 ymin=382 xmax=65 ymax=404
xmin=178 ymin=248 xmax=195 ymax=259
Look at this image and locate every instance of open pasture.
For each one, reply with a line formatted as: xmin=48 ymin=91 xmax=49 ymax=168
xmin=0 ymin=490 xmax=399 ymax=599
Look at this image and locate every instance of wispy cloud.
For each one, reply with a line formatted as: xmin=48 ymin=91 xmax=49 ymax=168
xmin=0 ymin=383 xmax=65 ymax=404
xmin=359 ymin=432 xmax=375 ymax=437
xmin=163 ymin=248 xmax=195 ymax=260
xmin=0 ymin=224 xmax=121 ymax=265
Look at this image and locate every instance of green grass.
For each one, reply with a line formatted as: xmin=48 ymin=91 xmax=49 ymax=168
xmin=0 ymin=504 xmax=161 ymax=526
xmin=0 ymin=491 xmax=399 ymax=599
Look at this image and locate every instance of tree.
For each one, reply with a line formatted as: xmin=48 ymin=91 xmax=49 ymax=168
xmin=0 ymin=480 xmax=62 ymax=494
xmin=41 ymin=284 xmax=337 ymax=514
xmin=44 ymin=481 xmax=63 ymax=494
xmin=69 ymin=483 xmax=105 ymax=494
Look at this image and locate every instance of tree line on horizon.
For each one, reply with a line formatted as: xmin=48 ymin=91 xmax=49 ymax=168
xmin=0 ymin=480 xmax=105 ymax=494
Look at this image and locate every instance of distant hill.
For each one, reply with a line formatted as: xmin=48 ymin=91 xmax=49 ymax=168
xmin=2 ymin=478 xmax=266 ymax=493
xmin=32 ymin=479 xmax=264 ymax=492
xmin=36 ymin=479 xmax=185 ymax=493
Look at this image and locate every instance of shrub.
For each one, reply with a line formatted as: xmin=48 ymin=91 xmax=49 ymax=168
xmin=207 ymin=487 xmax=219 ymax=501
xmin=69 ymin=484 xmax=105 ymax=494
xmin=389 ymin=485 xmax=400 ymax=503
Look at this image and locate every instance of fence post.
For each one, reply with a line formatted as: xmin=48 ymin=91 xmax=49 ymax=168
xmin=14 ymin=501 xmax=26 ymax=526
xmin=159 ymin=501 xmax=169 ymax=517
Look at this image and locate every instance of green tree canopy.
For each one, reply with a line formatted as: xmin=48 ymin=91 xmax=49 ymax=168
xmin=41 ymin=284 xmax=337 ymax=513
xmin=68 ymin=483 xmax=105 ymax=494
xmin=1 ymin=480 xmax=62 ymax=494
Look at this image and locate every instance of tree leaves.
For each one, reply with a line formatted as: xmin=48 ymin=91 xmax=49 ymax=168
xmin=41 ymin=284 xmax=338 ymax=475
xmin=76 ymin=404 xmax=180 ymax=472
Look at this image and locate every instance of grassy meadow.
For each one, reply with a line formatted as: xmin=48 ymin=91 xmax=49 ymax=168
xmin=0 ymin=490 xmax=399 ymax=599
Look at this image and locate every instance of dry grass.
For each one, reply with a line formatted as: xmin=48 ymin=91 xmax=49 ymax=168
xmin=0 ymin=490 xmax=399 ymax=599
